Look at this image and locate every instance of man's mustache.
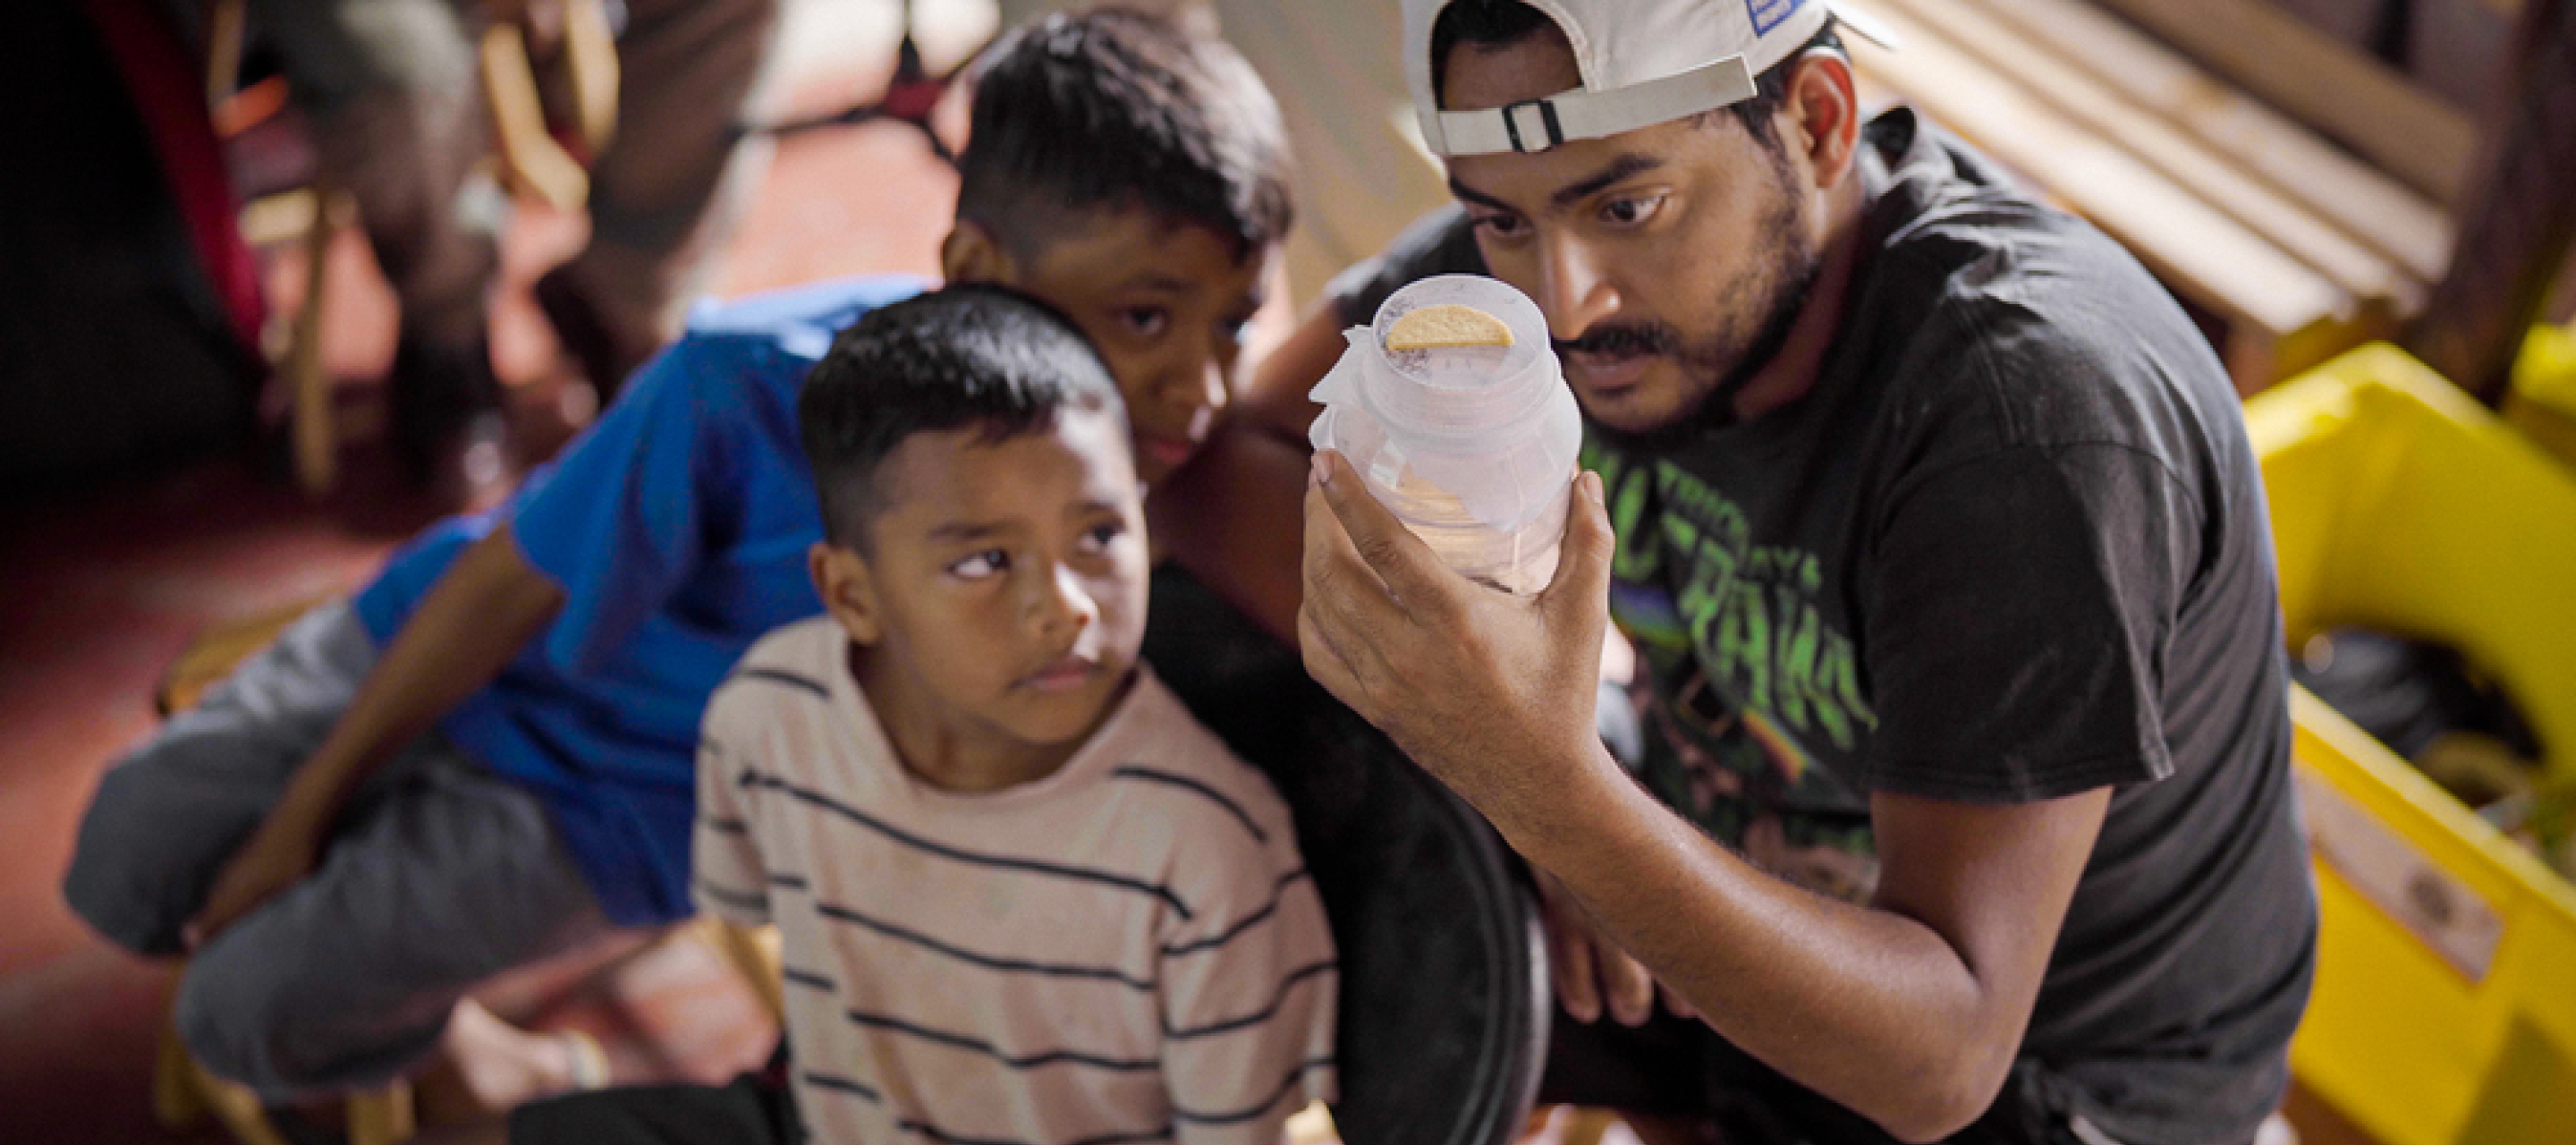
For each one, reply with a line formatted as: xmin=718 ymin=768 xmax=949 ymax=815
xmin=1554 ymin=323 xmax=1682 ymax=360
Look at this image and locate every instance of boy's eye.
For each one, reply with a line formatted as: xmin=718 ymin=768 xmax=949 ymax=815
xmin=1600 ymin=192 xmax=1667 ymax=227
xmin=949 ymin=549 xmax=1009 ymax=579
xmin=1220 ymin=314 xmax=1257 ymax=347
xmin=1120 ymin=307 xmax=1171 ymax=339
xmin=1470 ymin=212 xmax=1530 ymax=242
xmin=1079 ymin=521 xmax=1129 ymax=553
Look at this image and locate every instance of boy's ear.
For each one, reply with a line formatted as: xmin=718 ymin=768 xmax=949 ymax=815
xmin=940 ymin=220 xmax=1021 ymax=287
xmin=809 ymin=541 xmax=884 ymax=646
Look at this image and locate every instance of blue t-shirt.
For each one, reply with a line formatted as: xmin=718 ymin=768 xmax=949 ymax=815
xmin=352 ymin=275 xmax=928 ymax=925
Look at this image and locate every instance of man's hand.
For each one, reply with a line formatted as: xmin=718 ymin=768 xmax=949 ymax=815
xmin=1296 ymin=449 xmax=1617 ymax=835
xmin=186 ymin=806 xmax=324 ymax=947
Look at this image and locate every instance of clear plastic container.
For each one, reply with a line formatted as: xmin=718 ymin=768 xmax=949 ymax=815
xmin=1308 ymin=275 xmax=1583 ymax=594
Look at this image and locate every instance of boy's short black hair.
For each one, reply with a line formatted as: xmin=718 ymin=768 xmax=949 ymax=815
xmin=799 ymin=284 xmax=1125 ymax=548
xmin=1428 ymin=1 xmax=1843 ymax=153
xmin=956 ymin=7 xmax=1294 ymax=264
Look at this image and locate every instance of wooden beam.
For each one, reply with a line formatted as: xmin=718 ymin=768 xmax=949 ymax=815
xmin=1965 ymin=0 xmax=2452 ymax=284
xmin=2088 ymin=0 xmax=2479 ymax=205
xmin=1878 ymin=0 xmax=2419 ymax=312
xmin=2406 ymin=0 xmax=2576 ymax=403
xmin=1848 ymin=4 xmax=2355 ymax=391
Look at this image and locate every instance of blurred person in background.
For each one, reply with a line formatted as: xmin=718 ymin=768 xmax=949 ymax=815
xmin=240 ymin=0 xmax=780 ymax=478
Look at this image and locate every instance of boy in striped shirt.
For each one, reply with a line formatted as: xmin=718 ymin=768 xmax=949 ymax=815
xmin=681 ymin=285 xmax=1335 ymax=1145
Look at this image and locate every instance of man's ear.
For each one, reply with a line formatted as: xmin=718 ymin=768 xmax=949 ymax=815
xmin=940 ymin=219 xmax=1019 ymax=287
xmin=1784 ymin=50 xmax=1861 ymax=191
xmin=809 ymin=541 xmax=885 ymax=646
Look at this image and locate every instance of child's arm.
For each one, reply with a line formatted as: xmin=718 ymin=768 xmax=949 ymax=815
xmin=188 ymin=526 xmax=564 ymax=943
xmin=1157 ymin=852 xmax=1340 ymax=1145
xmin=691 ymin=736 xmax=770 ymax=928
xmin=193 ymin=339 xmax=740 ymax=943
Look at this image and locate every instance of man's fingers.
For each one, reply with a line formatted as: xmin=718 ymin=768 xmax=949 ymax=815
xmin=1601 ymin=943 xmax=1657 ymax=1027
xmin=1311 ymin=452 xmax=1459 ymax=613
xmin=1540 ymin=470 xmax=1616 ymax=636
xmin=1300 ymin=481 xmax=1405 ymax=692
xmin=1297 ymin=604 xmax=1370 ymax=715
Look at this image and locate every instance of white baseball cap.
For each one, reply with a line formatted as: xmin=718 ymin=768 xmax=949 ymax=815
xmin=1403 ymin=0 xmax=1895 ymax=157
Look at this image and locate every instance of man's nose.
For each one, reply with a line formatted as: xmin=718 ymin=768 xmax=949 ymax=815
xmin=1538 ymin=234 xmax=1620 ymax=344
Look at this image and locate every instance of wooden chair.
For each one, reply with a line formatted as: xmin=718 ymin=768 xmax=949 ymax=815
xmin=205 ymin=0 xmax=618 ymax=496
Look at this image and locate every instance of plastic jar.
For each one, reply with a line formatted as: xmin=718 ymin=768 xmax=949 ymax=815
xmin=1308 ymin=275 xmax=1582 ymax=594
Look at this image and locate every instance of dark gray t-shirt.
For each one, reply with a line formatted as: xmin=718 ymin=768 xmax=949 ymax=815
xmin=1335 ymin=111 xmax=2316 ymax=1145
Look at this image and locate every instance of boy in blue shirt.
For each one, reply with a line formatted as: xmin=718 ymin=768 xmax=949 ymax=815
xmin=64 ymin=8 xmax=1292 ymax=1115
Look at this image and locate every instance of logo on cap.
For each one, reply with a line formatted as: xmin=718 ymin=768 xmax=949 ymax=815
xmin=1749 ymin=0 xmax=1806 ymax=36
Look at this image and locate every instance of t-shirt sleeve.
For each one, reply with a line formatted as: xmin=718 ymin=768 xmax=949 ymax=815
xmin=511 ymin=337 xmax=739 ymax=674
xmin=1861 ymin=443 xmax=2195 ymax=802
xmin=691 ymin=724 xmax=770 ymax=927
xmin=1158 ymin=815 xmax=1339 ymax=1145
xmin=1324 ymin=205 xmax=1487 ymax=329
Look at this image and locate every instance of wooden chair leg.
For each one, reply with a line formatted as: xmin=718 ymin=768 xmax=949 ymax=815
xmin=347 ymin=1084 xmax=418 ymax=1145
xmin=153 ymin=1023 xmax=212 ymax=1131
xmin=480 ymin=23 xmax=589 ymax=212
xmin=205 ymin=0 xmax=247 ymax=111
xmin=696 ymin=917 xmax=784 ymax=1024
xmin=288 ymin=184 xmax=343 ymax=497
xmin=561 ymin=0 xmax=621 ymax=157
xmin=163 ymin=1037 xmax=294 ymax=1145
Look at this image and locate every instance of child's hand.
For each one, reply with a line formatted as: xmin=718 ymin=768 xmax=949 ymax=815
xmin=185 ymin=810 xmax=322 ymax=948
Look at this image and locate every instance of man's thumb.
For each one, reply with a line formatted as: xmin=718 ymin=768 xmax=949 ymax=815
xmin=1541 ymin=471 xmax=1615 ymax=623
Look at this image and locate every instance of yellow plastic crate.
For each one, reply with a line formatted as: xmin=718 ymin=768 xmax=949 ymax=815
xmin=2506 ymin=323 xmax=2576 ymax=473
xmin=2246 ymin=345 xmax=2576 ymax=1145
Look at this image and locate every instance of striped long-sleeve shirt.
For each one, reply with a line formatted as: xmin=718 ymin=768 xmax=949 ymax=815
xmin=695 ymin=618 xmax=1338 ymax=1145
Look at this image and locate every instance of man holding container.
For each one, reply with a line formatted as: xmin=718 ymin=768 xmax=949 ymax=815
xmin=1198 ymin=2 xmax=2320 ymax=1141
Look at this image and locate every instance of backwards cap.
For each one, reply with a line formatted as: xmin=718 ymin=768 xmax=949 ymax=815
xmin=1404 ymin=0 xmax=1894 ymax=157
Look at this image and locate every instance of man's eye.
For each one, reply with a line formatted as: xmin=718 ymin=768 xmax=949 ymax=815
xmin=950 ymin=549 xmax=1009 ymax=579
xmin=1121 ymin=308 xmax=1170 ymax=338
xmin=1601 ymin=193 xmax=1666 ymax=227
xmin=1470 ymin=213 xmax=1530 ymax=241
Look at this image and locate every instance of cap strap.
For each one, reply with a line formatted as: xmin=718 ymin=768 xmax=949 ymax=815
xmin=1427 ymin=54 xmax=1758 ymax=157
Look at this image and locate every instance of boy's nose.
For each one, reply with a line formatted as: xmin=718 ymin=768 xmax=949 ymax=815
xmin=1028 ymin=562 xmax=1099 ymax=635
xmin=1158 ymin=343 xmax=1231 ymax=420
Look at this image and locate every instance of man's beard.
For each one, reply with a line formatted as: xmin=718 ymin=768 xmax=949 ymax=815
xmin=1570 ymin=175 xmax=1822 ymax=457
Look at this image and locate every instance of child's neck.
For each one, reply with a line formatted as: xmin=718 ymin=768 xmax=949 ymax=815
xmin=847 ymin=644 xmax=1085 ymax=795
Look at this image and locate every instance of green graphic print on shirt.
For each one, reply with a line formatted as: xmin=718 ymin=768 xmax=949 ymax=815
xmin=1588 ymin=440 xmax=1885 ymax=903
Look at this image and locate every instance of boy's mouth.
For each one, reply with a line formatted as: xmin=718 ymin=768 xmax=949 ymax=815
xmin=1136 ymin=433 xmax=1198 ymax=473
xmin=1021 ymin=654 xmax=1106 ymax=694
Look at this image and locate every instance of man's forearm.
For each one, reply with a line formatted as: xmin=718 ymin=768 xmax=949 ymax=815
xmin=1491 ymin=747 xmax=2020 ymax=1142
xmin=273 ymin=525 xmax=566 ymax=829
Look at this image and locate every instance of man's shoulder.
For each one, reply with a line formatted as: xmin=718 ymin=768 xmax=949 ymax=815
xmin=1860 ymin=205 xmax=2234 ymax=475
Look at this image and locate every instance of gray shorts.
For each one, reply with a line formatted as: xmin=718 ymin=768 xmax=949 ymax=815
xmin=62 ymin=601 xmax=614 ymax=1100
